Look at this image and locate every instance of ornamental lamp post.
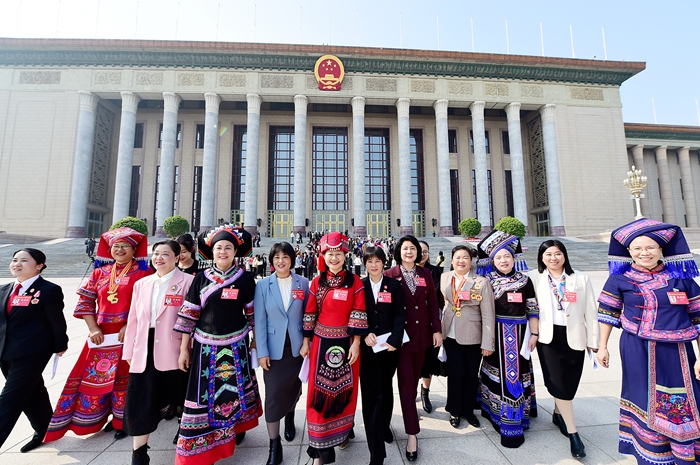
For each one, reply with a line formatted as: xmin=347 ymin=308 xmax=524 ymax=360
xmin=623 ymin=165 xmax=648 ymax=220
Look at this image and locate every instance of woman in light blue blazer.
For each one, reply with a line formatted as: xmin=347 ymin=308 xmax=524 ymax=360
xmin=254 ymin=241 xmax=309 ymax=465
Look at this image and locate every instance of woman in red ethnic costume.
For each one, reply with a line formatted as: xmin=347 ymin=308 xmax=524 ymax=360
xmin=300 ymin=232 xmax=368 ymax=465
xmin=173 ymin=225 xmax=262 ymax=465
xmin=45 ymin=227 xmax=152 ymax=442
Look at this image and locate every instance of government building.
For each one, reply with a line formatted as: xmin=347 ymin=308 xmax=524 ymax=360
xmin=0 ymin=38 xmax=698 ymax=239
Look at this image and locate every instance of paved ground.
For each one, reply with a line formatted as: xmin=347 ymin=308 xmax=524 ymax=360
xmin=0 ymin=267 xmax=635 ymax=465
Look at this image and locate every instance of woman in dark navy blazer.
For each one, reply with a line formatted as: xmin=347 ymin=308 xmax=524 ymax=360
xmin=384 ymin=235 xmax=442 ymax=461
xmin=360 ymin=246 xmax=405 ymax=465
xmin=0 ymin=248 xmax=68 ymax=453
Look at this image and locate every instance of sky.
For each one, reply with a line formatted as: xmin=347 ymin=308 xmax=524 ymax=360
xmin=2 ymin=0 xmax=699 ymax=126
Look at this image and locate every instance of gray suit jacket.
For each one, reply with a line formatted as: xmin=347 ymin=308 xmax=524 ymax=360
xmin=440 ymin=270 xmax=495 ymax=351
xmin=254 ymin=272 xmax=309 ymax=360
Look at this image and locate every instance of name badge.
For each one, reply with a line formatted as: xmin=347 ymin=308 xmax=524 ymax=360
xmin=377 ymin=292 xmax=392 ymax=303
xmin=221 ymin=288 xmax=239 ymax=300
xmin=414 ymin=277 xmax=427 ymax=287
xmin=458 ymin=291 xmax=471 ymax=301
xmin=115 ymin=277 xmax=130 ymax=286
xmin=12 ymin=295 xmax=31 ymax=307
xmin=164 ymin=294 xmax=184 ymax=306
xmin=507 ymin=292 xmax=523 ymax=303
xmin=292 ymin=290 xmax=305 ymax=300
xmin=333 ymin=289 xmax=349 ymax=301
xmin=564 ymin=292 xmax=578 ymax=303
xmin=668 ymin=292 xmax=689 ymax=305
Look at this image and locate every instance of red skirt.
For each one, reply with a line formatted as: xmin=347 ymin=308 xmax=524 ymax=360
xmin=45 ymin=323 xmax=130 ymax=441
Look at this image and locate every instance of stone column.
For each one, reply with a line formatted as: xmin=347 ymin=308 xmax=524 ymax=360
xmin=631 ymin=145 xmax=651 ymax=217
xmin=352 ymin=97 xmax=367 ymax=238
xmin=244 ymin=93 xmax=262 ymax=235
xmin=154 ymin=92 xmax=181 ymax=237
xmin=539 ymin=104 xmax=566 ymax=236
xmin=111 ymin=92 xmax=141 ymax=223
xmin=654 ymin=146 xmax=675 ymax=224
xmin=470 ymin=101 xmax=491 ymax=233
xmin=293 ymin=95 xmax=308 ymax=236
xmin=199 ymin=92 xmax=221 ymax=231
xmin=505 ymin=102 xmax=529 ymax=233
xmin=66 ymin=91 xmax=99 ymax=238
xmin=434 ymin=99 xmax=453 ymax=236
xmin=397 ymin=98 xmax=413 ymax=237
xmin=678 ymin=147 xmax=698 ymax=227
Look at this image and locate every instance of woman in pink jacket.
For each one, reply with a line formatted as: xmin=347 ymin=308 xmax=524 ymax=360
xmin=122 ymin=240 xmax=195 ymax=465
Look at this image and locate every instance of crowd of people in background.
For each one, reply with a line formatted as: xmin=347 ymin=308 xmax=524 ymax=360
xmin=2 ymin=217 xmax=700 ymax=465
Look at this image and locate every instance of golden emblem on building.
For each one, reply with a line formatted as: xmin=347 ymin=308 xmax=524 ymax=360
xmin=314 ymin=55 xmax=345 ymax=91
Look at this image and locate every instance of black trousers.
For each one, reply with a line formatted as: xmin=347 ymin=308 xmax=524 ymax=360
xmin=0 ymin=350 xmax=53 ymax=447
xmin=360 ymin=348 xmax=399 ymax=461
xmin=444 ymin=338 xmax=482 ymax=417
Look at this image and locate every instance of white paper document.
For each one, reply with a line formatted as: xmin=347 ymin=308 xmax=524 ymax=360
xmin=371 ymin=330 xmax=410 ymax=353
xmin=87 ymin=333 xmax=123 ymax=348
xmin=51 ymin=353 xmax=60 ymax=379
xmin=250 ymin=348 xmax=259 ymax=369
xmin=587 ymin=349 xmax=600 ymax=371
xmin=519 ymin=325 xmax=532 ymax=360
xmin=437 ymin=345 xmax=447 ymax=362
xmin=298 ymin=356 xmax=310 ymax=383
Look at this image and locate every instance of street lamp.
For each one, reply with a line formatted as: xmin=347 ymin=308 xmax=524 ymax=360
xmin=623 ymin=165 xmax=647 ymax=220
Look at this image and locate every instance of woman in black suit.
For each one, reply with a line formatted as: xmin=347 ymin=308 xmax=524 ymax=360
xmin=0 ymin=248 xmax=68 ymax=453
xmin=360 ymin=246 xmax=405 ymax=465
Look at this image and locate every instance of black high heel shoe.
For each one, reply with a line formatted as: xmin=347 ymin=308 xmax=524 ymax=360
xmin=569 ymin=432 xmax=586 ymax=458
xmin=552 ymin=412 xmax=568 ymax=437
xmin=406 ymin=436 xmax=418 ymax=462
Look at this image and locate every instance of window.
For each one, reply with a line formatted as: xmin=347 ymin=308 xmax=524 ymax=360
xmin=312 ymin=127 xmax=348 ymax=210
xmin=448 ymin=129 xmax=458 ymax=153
xmin=195 ymin=124 xmax=205 ymax=149
xmin=311 ymin=104 xmax=349 ymax=113
xmin=469 ymin=130 xmax=490 ymax=154
xmin=364 ymin=128 xmax=391 ymax=211
xmin=471 ymin=169 xmax=494 ymax=226
xmin=410 ymin=129 xmax=426 ymax=211
xmin=449 ymin=169 xmax=460 ymax=233
xmin=504 ymin=170 xmax=514 ymax=217
xmin=128 ymin=166 xmax=141 ymax=218
xmin=133 ymin=123 xmax=144 ymax=149
xmin=192 ymin=166 xmax=203 ymax=230
xmin=268 ymin=126 xmax=295 ymax=210
xmin=502 ymin=130 xmax=510 ymax=154
xmin=231 ymin=126 xmax=247 ymax=211
xmin=158 ymin=123 xmax=182 ymax=149
xmin=535 ymin=212 xmax=550 ymax=237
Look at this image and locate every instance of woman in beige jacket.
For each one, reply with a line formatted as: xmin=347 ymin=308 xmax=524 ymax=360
xmin=528 ymin=239 xmax=599 ymax=458
xmin=440 ymin=245 xmax=495 ymax=429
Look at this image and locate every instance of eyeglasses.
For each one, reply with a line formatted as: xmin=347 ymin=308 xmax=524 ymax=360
xmin=111 ymin=244 xmax=133 ymax=250
xmin=630 ymin=246 xmax=660 ymax=253
xmin=421 ymin=251 xmax=429 ymax=255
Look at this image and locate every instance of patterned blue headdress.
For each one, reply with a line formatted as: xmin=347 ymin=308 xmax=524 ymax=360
xmin=476 ymin=229 xmax=528 ymax=276
xmin=608 ymin=218 xmax=698 ymax=278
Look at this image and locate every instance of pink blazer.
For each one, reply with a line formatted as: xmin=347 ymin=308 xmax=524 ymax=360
xmin=123 ymin=268 xmax=194 ymax=373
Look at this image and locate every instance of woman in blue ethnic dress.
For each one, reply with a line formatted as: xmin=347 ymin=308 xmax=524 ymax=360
xmin=476 ymin=230 xmax=539 ymax=448
xmin=597 ymin=218 xmax=700 ymax=465
xmin=173 ymin=225 xmax=262 ymax=465
xmin=46 ymin=227 xmax=152 ymax=442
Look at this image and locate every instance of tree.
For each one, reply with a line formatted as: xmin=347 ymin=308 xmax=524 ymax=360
xmin=110 ymin=216 xmax=148 ymax=236
xmin=458 ymin=218 xmax=482 ymax=238
xmin=495 ymin=216 xmax=526 ymax=239
xmin=163 ymin=215 xmax=190 ymax=237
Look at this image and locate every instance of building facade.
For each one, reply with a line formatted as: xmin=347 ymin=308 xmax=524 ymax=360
xmin=625 ymin=124 xmax=700 ymax=228
xmin=0 ymin=38 xmax=650 ymax=238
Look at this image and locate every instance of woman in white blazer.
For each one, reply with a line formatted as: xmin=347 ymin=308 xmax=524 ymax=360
xmin=528 ymin=240 xmax=599 ymax=459
xmin=122 ymin=240 xmax=195 ymax=465
xmin=254 ymin=242 xmax=310 ymax=465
